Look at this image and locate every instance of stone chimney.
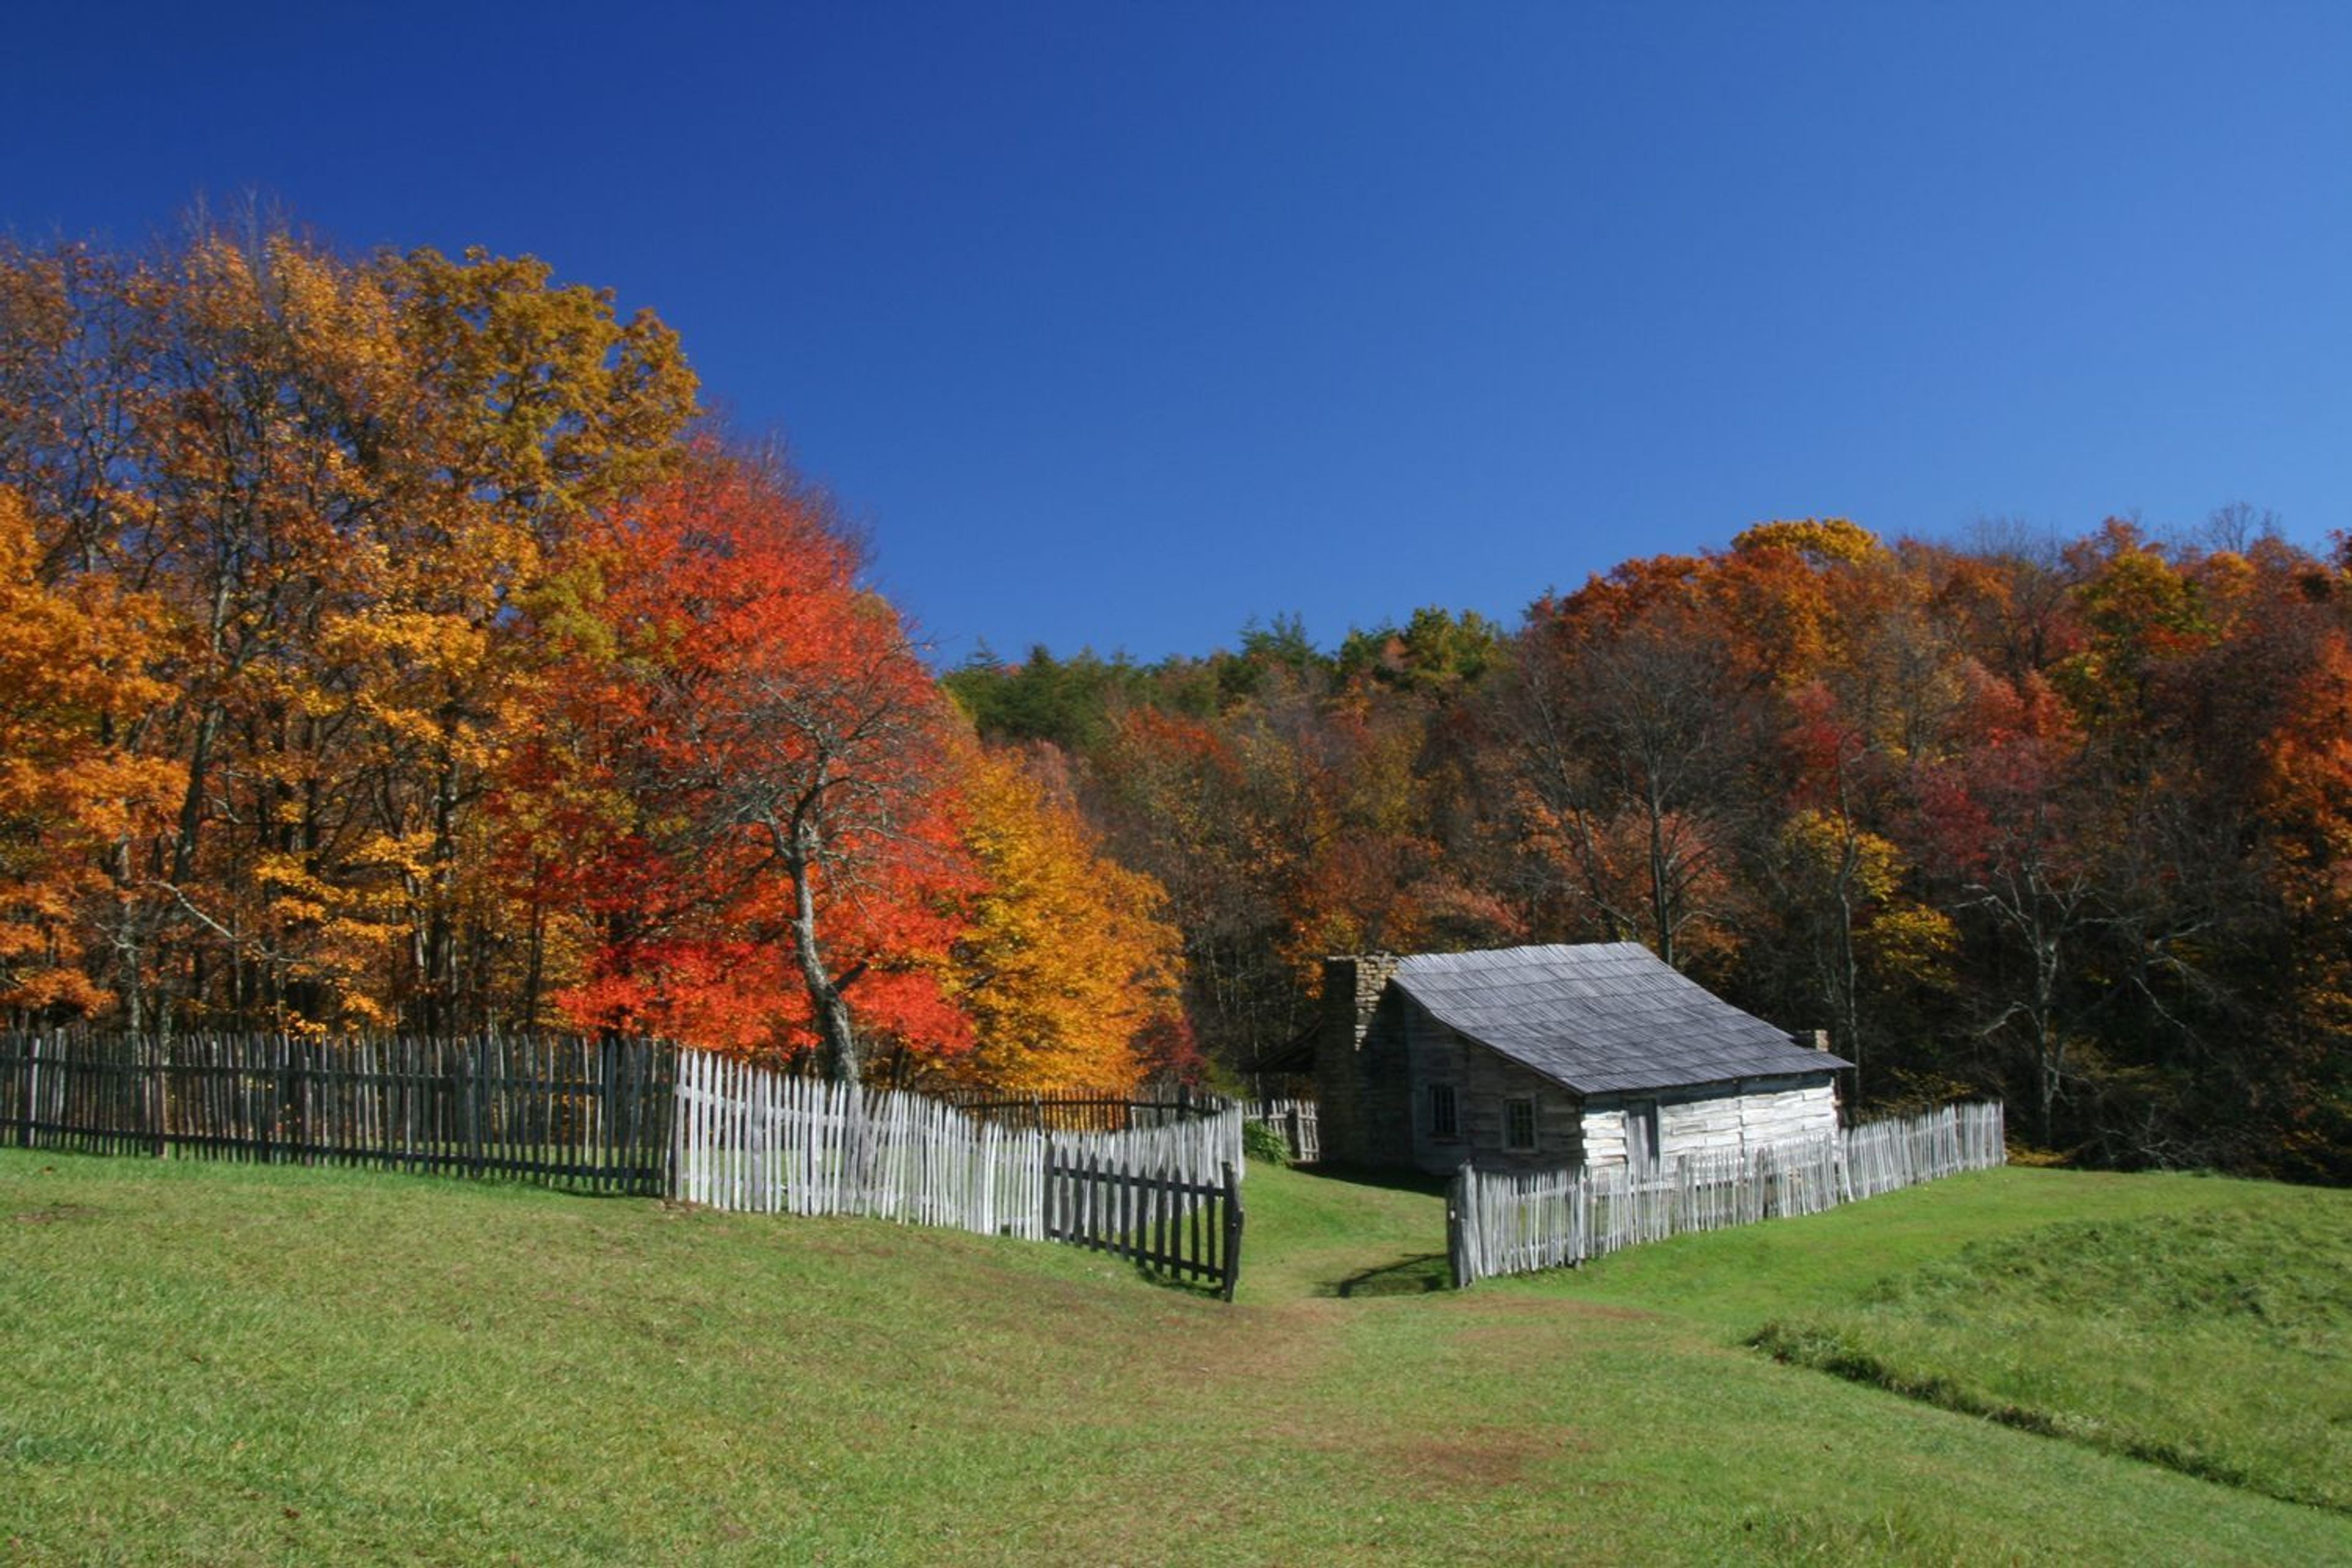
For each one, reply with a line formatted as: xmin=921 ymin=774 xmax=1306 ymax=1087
xmin=1323 ymin=954 xmax=1403 ymax=1054
xmin=1315 ymin=954 xmax=1403 ymax=1167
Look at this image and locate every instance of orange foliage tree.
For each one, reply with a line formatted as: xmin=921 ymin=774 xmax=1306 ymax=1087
xmin=532 ymin=456 xmax=974 ymax=1082
xmin=0 ymin=490 xmax=183 ymax=1015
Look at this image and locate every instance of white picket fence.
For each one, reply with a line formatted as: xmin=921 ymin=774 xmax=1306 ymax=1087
xmin=1840 ymin=1099 xmax=2006 ymax=1199
xmin=1244 ymin=1098 xmax=1320 ymax=1163
xmin=669 ymin=1049 xmax=1245 ymax=1242
xmin=1450 ymin=1101 xmax=2005 ymax=1286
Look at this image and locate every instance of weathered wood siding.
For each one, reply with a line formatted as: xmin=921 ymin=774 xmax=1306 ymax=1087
xmin=1581 ymin=1102 xmax=1632 ymax=1168
xmin=1581 ymin=1075 xmax=1838 ymax=1170
xmin=1404 ymin=1003 xmax=1583 ymax=1174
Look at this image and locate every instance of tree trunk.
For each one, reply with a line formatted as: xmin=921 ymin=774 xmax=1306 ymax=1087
xmin=419 ymin=700 xmax=466 ymax=1035
xmin=785 ymin=820 xmax=861 ymax=1088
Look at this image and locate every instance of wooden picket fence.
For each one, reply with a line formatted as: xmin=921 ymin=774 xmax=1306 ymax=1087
xmin=1449 ymin=1101 xmax=2005 ymax=1286
xmin=0 ymin=1030 xmax=675 ymax=1194
xmin=2 ymin=1031 xmax=1249 ymax=1295
xmin=674 ymin=1049 xmax=1247 ymax=1298
xmin=936 ymin=1084 xmax=1213 ymax=1134
xmin=672 ymin=1052 xmax=1047 ymax=1231
xmin=1044 ymin=1121 xmax=1244 ymax=1299
xmin=1841 ymin=1100 xmax=2007 ymax=1199
xmin=1245 ymin=1098 xmax=1321 ymax=1163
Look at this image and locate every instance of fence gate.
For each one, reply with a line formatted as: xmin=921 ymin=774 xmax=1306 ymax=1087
xmin=1042 ymin=1148 xmax=1243 ymax=1301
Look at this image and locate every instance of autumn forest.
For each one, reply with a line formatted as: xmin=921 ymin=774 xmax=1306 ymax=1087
xmin=2 ymin=222 xmax=2346 ymax=1180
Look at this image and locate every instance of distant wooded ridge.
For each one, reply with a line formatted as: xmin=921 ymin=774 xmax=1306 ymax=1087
xmin=948 ymin=514 xmax=2352 ymax=1185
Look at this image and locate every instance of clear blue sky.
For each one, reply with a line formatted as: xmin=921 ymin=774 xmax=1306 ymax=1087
xmin=7 ymin=2 xmax=2348 ymax=662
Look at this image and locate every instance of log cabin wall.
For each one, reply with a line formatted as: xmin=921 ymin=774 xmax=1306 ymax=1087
xmin=1581 ymin=1076 xmax=1839 ymax=1170
xmin=1405 ymin=1003 xmax=1585 ymax=1175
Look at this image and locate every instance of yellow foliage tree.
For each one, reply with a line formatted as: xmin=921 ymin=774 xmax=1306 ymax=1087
xmin=1774 ymin=807 xmax=1955 ymax=1090
xmin=0 ymin=221 xmax=696 ymax=1031
xmin=0 ymin=489 xmax=183 ymax=1016
xmin=1730 ymin=516 xmax=1882 ymax=565
xmin=946 ymin=747 xmax=1186 ymax=1092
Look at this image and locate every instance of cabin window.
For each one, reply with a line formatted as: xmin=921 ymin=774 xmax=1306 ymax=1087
xmin=1505 ymin=1097 xmax=1537 ymax=1151
xmin=1429 ymin=1082 xmax=1458 ymax=1139
xmin=1629 ymin=1100 xmax=1662 ymax=1169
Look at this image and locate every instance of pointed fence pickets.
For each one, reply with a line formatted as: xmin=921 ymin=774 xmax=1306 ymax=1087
xmin=3 ymin=1031 xmax=1250 ymax=1296
xmin=0 ymin=1029 xmax=675 ymax=1193
xmin=670 ymin=1049 xmax=1247 ymax=1298
xmin=1040 ymin=1117 xmax=1245 ymax=1298
xmin=1243 ymin=1098 xmax=1319 ymax=1163
xmin=669 ymin=1051 xmax=1050 ymax=1231
xmin=1448 ymin=1101 xmax=2007 ymax=1287
xmin=935 ymin=1085 xmax=1213 ymax=1136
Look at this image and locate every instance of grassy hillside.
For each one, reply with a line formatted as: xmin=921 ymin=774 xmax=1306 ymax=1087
xmin=1750 ymin=1203 xmax=2351 ymax=1509
xmin=2 ymin=1148 xmax=2345 ymax=1565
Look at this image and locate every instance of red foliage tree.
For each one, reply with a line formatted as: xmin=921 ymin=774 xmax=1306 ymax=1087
xmin=524 ymin=455 xmax=974 ymax=1079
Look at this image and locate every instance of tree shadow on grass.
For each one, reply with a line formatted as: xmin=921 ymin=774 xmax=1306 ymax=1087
xmin=1326 ymin=1253 xmax=1452 ymax=1298
xmin=1297 ymin=1163 xmax=1451 ymax=1199
xmin=1132 ymin=1259 xmax=1234 ymax=1299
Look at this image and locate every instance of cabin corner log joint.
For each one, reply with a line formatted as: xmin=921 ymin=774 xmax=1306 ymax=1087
xmin=1315 ymin=943 xmax=1853 ymax=1175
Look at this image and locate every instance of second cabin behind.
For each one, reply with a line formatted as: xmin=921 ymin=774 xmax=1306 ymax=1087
xmin=1316 ymin=943 xmax=1852 ymax=1175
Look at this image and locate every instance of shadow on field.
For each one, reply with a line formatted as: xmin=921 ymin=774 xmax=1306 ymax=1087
xmin=1133 ymin=1259 xmax=1232 ymax=1299
xmin=1298 ymin=1163 xmax=1451 ymax=1199
xmin=1329 ymin=1253 xmax=1452 ymax=1297
xmin=1274 ymin=1163 xmax=1455 ymax=1298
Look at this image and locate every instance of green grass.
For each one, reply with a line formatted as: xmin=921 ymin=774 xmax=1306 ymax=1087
xmin=2 ymin=1148 xmax=2346 ymax=1564
xmin=1747 ymin=1197 xmax=2352 ymax=1510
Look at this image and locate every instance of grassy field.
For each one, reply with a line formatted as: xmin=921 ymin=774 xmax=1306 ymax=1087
xmin=1749 ymin=1200 xmax=2351 ymax=1510
xmin=2 ymin=1147 xmax=2346 ymax=1565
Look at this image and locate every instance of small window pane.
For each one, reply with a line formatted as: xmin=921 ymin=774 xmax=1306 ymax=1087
xmin=1430 ymin=1083 xmax=1458 ymax=1139
xmin=1506 ymin=1098 xmax=1536 ymax=1151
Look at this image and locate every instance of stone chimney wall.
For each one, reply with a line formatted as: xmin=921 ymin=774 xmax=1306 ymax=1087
xmin=1326 ymin=954 xmax=1401 ymax=1052
xmin=1316 ymin=954 xmax=1403 ymax=1166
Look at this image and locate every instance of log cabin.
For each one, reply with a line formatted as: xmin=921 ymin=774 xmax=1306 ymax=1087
xmin=1314 ymin=944 xmax=1851 ymax=1174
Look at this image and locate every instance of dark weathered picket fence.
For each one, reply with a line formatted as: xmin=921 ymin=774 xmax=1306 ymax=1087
xmin=937 ymin=1085 xmax=1212 ymax=1134
xmin=1043 ymin=1143 xmax=1242 ymax=1300
xmin=0 ymin=1030 xmax=674 ymax=1194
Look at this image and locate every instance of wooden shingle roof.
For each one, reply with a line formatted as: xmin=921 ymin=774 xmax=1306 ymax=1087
xmin=1391 ymin=943 xmax=1850 ymax=1095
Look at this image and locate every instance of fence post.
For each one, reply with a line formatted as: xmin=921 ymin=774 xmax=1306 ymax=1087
xmin=288 ymin=1036 xmax=307 ymax=1165
xmin=1041 ymin=1137 xmax=1058 ymax=1241
xmin=255 ymin=1035 xmax=275 ymax=1165
xmin=1219 ymin=1160 xmax=1243 ymax=1302
xmin=15 ymin=1031 xmax=37 ymax=1150
xmin=1446 ymin=1163 xmax=1472 ymax=1289
xmin=150 ymin=1038 xmax=167 ymax=1158
xmin=465 ymin=1041 xmax=484 ymax=1179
